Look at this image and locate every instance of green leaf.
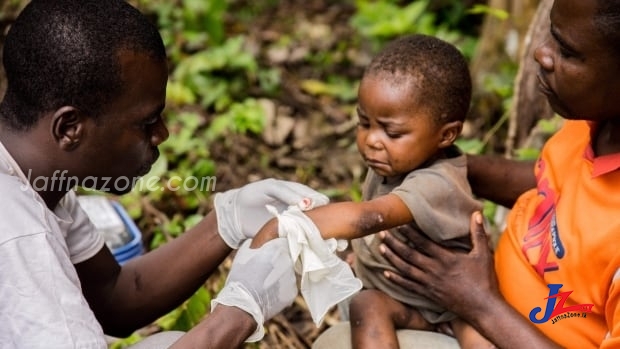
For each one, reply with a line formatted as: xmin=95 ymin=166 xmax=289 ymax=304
xmin=468 ymin=4 xmax=509 ymax=21
xmin=514 ymin=147 xmax=541 ymax=161
xmin=455 ymin=138 xmax=485 ymax=155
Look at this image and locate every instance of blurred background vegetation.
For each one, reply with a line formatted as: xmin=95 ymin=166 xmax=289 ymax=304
xmin=0 ymin=0 xmax=559 ymax=347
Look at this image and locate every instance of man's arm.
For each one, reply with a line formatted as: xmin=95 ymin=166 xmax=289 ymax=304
xmin=76 ymin=211 xmax=232 ymax=336
xmin=169 ymin=305 xmax=256 ymax=349
xmin=77 ymin=178 xmax=327 ymax=337
xmin=380 ymin=213 xmax=561 ymax=349
xmin=170 ymin=237 xmax=297 ymax=348
xmin=467 ymin=154 xmax=536 ymax=207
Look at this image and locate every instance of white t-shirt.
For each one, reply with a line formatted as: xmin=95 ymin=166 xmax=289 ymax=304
xmin=0 ymin=141 xmax=107 ymax=348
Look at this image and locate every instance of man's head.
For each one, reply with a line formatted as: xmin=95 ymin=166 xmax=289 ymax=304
xmin=356 ymin=34 xmax=471 ymax=178
xmin=0 ymin=0 xmax=166 ymax=131
xmin=0 ymin=0 xmax=170 ymax=197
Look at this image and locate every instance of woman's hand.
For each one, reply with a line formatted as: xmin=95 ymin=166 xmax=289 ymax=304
xmin=378 ymin=212 xmax=499 ymax=320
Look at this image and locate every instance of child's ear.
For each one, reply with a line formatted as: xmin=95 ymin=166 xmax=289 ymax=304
xmin=438 ymin=120 xmax=463 ymax=148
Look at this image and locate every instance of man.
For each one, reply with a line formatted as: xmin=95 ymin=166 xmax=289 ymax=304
xmin=0 ymin=1 xmax=327 ymax=348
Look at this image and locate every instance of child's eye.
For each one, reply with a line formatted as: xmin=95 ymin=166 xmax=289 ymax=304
xmin=357 ymin=121 xmax=370 ymax=128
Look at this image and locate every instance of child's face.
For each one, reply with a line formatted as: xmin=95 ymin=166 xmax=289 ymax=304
xmin=534 ymin=0 xmax=620 ymax=121
xmin=355 ymin=74 xmax=444 ymax=178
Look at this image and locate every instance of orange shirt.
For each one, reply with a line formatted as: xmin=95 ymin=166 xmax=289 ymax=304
xmin=495 ymin=120 xmax=620 ymax=349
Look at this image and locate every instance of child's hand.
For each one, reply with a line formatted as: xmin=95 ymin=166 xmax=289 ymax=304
xmin=249 ymin=218 xmax=279 ymax=249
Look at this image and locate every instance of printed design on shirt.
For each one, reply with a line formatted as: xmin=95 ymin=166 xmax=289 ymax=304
xmin=529 ymin=284 xmax=594 ymax=324
xmin=522 ymin=159 xmax=562 ymax=276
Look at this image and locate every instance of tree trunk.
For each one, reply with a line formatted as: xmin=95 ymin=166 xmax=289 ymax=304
xmin=0 ymin=1 xmax=26 ymax=98
xmin=505 ymin=0 xmax=554 ymax=156
xmin=467 ymin=0 xmax=544 ymax=153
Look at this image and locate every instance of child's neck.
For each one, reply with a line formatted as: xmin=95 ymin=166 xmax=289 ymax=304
xmin=594 ymin=120 xmax=620 ymax=156
xmin=381 ymin=147 xmax=455 ymax=185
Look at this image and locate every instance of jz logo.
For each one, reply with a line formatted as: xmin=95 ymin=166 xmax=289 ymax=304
xmin=529 ymin=284 xmax=594 ymax=324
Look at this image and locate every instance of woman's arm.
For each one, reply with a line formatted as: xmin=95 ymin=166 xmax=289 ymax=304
xmin=379 ymin=212 xmax=561 ymax=349
xmin=467 ymin=154 xmax=536 ymax=207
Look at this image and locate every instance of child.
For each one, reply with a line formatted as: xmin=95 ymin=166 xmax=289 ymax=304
xmin=252 ymin=34 xmax=490 ymax=348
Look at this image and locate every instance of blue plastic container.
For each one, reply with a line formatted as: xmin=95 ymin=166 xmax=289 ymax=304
xmin=110 ymin=201 xmax=144 ymax=264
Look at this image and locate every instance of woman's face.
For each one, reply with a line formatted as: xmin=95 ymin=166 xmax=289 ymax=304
xmin=534 ymin=0 xmax=620 ymax=121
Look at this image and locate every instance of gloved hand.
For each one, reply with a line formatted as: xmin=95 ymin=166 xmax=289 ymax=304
xmin=214 ymin=178 xmax=329 ymax=248
xmin=211 ymin=238 xmax=297 ymax=342
xmin=271 ymin=205 xmax=362 ymax=326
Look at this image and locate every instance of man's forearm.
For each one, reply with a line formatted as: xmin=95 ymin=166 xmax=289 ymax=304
xmin=467 ymin=154 xmax=536 ymax=207
xmin=107 ymin=211 xmax=232 ymax=333
xmin=170 ymin=305 xmax=256 ymax=349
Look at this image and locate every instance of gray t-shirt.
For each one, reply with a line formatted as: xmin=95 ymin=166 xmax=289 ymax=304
xmin=352 ymin=149 xmax=482 ymax=323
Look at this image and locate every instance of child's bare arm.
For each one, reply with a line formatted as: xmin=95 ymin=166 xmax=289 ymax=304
xmin=250 ymin=218 xmax=279 ymax=248
xmin=250 ymin=193 xmax=413 ymax=248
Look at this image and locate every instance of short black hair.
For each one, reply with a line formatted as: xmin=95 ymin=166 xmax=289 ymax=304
xmin=594 ymin=0 xmax=620 ymax=58
xmin=363 ymin=34 xmax=472 ymax=125
xmin=0 ymin=0 xmax=166 ymax=131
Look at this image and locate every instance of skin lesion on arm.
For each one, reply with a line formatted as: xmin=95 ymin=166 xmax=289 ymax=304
xmin=250 ymin=193 xmax=413 ymax=248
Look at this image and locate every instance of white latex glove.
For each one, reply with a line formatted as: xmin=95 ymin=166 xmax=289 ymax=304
xmin=211 ymin=238 xmax=297 ymax=342
xmin=214 ymin=178 xmax=329 ymax=248
xmin=269 ymin=205 xmax=362 ymax=326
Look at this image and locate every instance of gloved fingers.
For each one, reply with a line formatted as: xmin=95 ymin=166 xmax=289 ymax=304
xmin=267 ymin=180 xmax=330 ymax=209
xmin=230 ymin=238 xmax=295 ymax=278
xmin=230 ymin=239 xmax=257 ymax=265
xmin=227 ymin=238 xmax=298 ymax=322
xmin=213 ymin=190 xmax=243 ymax=249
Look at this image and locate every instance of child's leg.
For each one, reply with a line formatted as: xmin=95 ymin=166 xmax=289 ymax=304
xmin=451 ymin=318 xmax=497 ymax=349
xmin=349 ymin=289 xmax=433 ymax=349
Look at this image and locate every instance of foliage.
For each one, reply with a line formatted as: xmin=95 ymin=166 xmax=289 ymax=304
xmin=350 ymin=0 xmax=480 ymax=59
xmin=205 ymin=98 xmax=266 ymax=140
xmin=169 ymin=36 xmax=260 ymax=110
xmin=155 ymin=286 xmax=213 ymax=331
xmin=136 ymin=0 xmax=228 ymax=62
xmin=468 ymin=4 xmax=510 ymax=21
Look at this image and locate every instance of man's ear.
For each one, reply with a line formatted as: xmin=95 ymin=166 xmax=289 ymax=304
xmin=438 ymin=120 xmax=463 ymax=148
xmin=51 ymin=106 xmax=86 ymax=151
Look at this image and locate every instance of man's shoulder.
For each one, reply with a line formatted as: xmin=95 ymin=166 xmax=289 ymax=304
xmin=0 ymin=173 xmax=50 ymax=243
